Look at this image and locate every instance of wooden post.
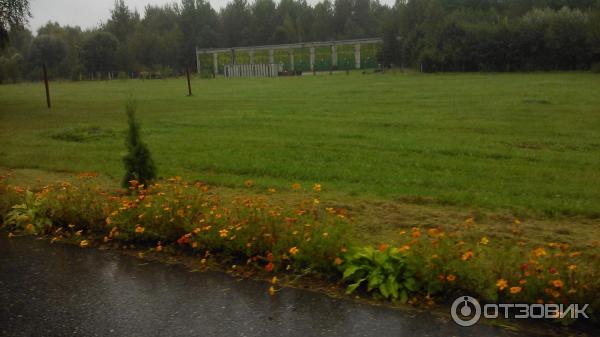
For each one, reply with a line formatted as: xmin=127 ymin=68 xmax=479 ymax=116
xmin=42 ymin=63 xmax=51 ymax=109
xmin=186 ymin=64 xmax=192 ymax=96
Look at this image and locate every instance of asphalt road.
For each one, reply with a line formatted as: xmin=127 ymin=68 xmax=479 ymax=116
xmin=0 ymin=235 xmax=519 ymax=337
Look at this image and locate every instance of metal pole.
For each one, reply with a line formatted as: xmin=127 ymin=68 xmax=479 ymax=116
xmin=43 ymin=63 xmax=51 ymax=109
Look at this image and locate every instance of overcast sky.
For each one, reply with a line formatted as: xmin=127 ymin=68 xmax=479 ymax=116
xmin=29 ymin=0 xmax=395 ymax=33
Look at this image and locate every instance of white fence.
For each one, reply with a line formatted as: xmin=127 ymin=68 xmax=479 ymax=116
xmin=224 ymin=64 xmax=281 ymax=78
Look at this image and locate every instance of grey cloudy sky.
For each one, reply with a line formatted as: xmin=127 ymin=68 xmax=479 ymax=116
xmin=29 ymin=0 xmax=395 ymax=33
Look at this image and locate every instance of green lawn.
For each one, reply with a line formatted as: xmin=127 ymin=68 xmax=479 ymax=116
xmin=1 ymin=72 xmax=599 ymax=217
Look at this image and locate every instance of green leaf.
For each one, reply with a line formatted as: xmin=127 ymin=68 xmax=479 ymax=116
xmin=399 ymin=289 xmax=408 ymax=304
xmin=346 ymin=279 xmax=366 ymax=294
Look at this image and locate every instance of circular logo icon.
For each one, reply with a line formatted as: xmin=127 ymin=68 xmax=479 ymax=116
xmin=451 ymin=296 xmax=482 ymax=327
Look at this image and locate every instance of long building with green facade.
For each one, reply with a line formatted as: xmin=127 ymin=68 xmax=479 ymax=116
xmin=196 ymin=38 xmax=382 ymax=77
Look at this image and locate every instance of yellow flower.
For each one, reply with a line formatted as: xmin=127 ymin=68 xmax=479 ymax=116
xmin=551 ymin=279 xmax=564 ymax=288
xmin=514 ymin=219 xmax=521 ymax=225
xmin=568 ymin=264 xmax=577 ymax=271
xmin=480 ymin=236 xmax=489 ymax=245
xmin=289 ymin=247 xmax=299 ymax=256
xmin=268 ymin=188 xmax=276 ymax=193
xmin=135 ymin=225 xmax=145 ymax=234
xmin=200 ymin=258 xmax=207 ymax=265
xmin=322 ymin=232 xmax=329 ymax=238
xmin=219 ymin=229 xmax=229 ymax=238
xmin=510 ymin=286 xmax=522 ymax=294
xmin=446 ymin=274 xmax=456 ymax=282
xmin=496 ymin=278 xmax=508 ymax=291
xmin=75 ymin=230 xmax=83 ymax=236
xmin=313 ymin=183 xmax=321 ymax=192
xmin=271 ymin=276 xmax=278 ymax=284
xmin=79 ymin=240 xmax=89 ymax=248
xmin=533 ymin=247 xmax=547 ymax=257
xmin=268 ymin=286 xmax=276 ymax=296
xmin=291 ymin=183 xmax=301 ymax=190
xmin=313 ymin=198 xmax=320 ymax=205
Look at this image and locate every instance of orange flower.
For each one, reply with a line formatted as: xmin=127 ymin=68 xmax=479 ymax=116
xmin=271 ymin=276 xmax=278 ymax=284
xmin=219 ymin=229 xmax=229 ymax=238
xmin=551 ymin=279 xmax=564 ymax=288
xmin=496 ymin=278 xmax=508 ymax=291
xmin=313 ymin=183 xmax=321 ymax=192
xmin=446 ymin=274 xmax=456 ymax=282
xmin=510 ymin=286 xmax=522 ymax=294
xmin=79 ymin=240 xmax=89 ymax=248
xmin=291 ymin=183 xmax=301 ymax=190
xmin=533 ymin=247 xmax=547 ymax=257
xmin=135 ymin=225 xmax=145 ymax=234
xmin=568 ymin=264 xmax=577 ymax=271
xmin=289 ymin=247 xmax=299 ymax=256
xmin=398 ymin=245 xmax=411 ymax=253
xmin=334 ymin=257 xmax=343 ymax=265
xmin=265 ymin=262 xmax=274 ymax=272
xmin=268 ymin=286 xmax=276 ymax=296
xmin=462 ymin=250 xmax=474 ymax=261
xmin=378 ymin=243 xmax=389 ymax=252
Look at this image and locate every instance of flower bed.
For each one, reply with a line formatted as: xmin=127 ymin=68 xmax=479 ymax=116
xmin=0 ymin=174 xmax=597 ymax=325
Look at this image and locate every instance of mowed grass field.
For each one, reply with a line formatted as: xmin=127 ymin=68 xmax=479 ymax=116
xmin=1 ymin=72 xmax=599 ymax=221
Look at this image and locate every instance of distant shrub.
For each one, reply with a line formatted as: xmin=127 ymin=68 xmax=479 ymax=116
xmin=122 ymin=100 xmax=156 ymax=188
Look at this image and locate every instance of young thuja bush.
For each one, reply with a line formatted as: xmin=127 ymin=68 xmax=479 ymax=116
xmin=122 ymin=99 xmax=156 ymax=188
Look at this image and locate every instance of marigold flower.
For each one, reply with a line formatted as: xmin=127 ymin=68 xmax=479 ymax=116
xmin=551 ymin=279 xmax=564 ymax=288
xmin=291 ymin=183 xmax=301 ymax=190
xmin=496 ymin=278 xmax=508 ymax=291
xmin=510 ymin=286 xmax=522 ymax=294
xmin=289 ymin=247 xmax=299 ymax=256
xmin=268 ymin=286 xmax=276 ymax=296
xmin=398 ymin=245 xmax=411 ymax=252
xmin=334 ymin=257 xmax=343 ymax=265
xmin=271 ymin=276 xmax=278 ymax=284
xmin=462 ymin=250 xmax=474 ymax=261
xmin=568 ymin=264 xmax=577 ymax=271
xmin=313 ymin=183 xmax=321 ymax=192
xmin=135 ymin=225 xmax=145 ymax=234
xmin=156 ymin=242 xmax=163 ymax=252
xmin=219 ymin=229 xmax=229 ymax=238
xmin=79 ymin=240 xmax=89 ymax=248
xmin=533 ymin=247 xmax=547 ymax=257
xmin=378 ymin=243 xmax=389 ymax=252
xmin=446 ymin=274 xmax=456 ymax=282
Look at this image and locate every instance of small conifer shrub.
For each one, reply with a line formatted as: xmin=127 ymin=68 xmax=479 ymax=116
xmin=122 ymin=99 xmax=156 ymax=188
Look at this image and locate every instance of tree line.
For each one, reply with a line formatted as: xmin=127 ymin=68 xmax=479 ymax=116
xmin=1 ymin=0 xmax=600 ymax=83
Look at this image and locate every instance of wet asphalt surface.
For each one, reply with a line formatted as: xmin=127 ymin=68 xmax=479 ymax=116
xmin=0 ymin=236 xmax=522 ymax=337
